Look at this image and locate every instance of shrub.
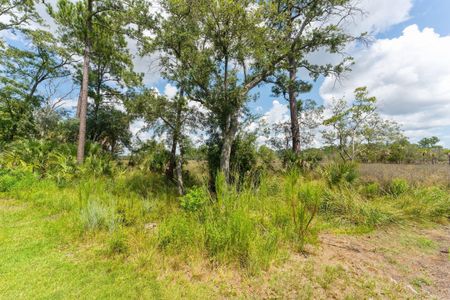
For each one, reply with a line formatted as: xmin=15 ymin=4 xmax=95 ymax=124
xmin=0 ymin=174 xmax=18 ymax=192
xmin=180 ymin=187 xmax=209 ymax=212
xmin=389 ymin=178 xmax=409 ymax=196
xmin=117 ymin=171 xmax=173 ymax=199
xmin=80 ymin=200 xmax=116 ymax=231
xmin=324 ymin=162 xmax=358 ymax=186
xmin=0 ymin=170 xmax=37 ymax=192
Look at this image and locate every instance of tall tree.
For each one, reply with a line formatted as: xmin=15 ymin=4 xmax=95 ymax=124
xmin=141 ymin=0 xmax=283 ymax=180
xmin=265 ymin=99 xmax=323 ymax=152
xmin=322 ymin=87 xmax=401 ymax=162
xmin=81 ymin=14 xmax=141 ymax=144
xmin=264 ymin=0 xmax=361 ymax=155
xmin=418 ymin=136 xmax=440 ymax=149
xmin=49 ymin=0 xmax=132 ymax=163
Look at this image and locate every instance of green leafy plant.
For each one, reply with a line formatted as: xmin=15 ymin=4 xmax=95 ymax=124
xmin=180 ymin=186 xmax=209 ymax=212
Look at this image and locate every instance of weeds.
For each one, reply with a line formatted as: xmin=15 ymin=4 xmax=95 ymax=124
xmin=0 ymin=162 xmax=448 ymax=276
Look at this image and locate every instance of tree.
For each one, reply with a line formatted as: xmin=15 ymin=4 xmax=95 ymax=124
xmin=86 ymin=104 xmax=132 ymax=154
xmin=127 ymin=88 xmax=202 ymax=194
xmin=139 ymin=0 xmax=288 ymax=180
xmin=418 ymin=136 xmax=440 ymax=149
xmin=49 ymin=0 xmax=132 ymax=163
xmin=322 ymin=87 xmax=392 ymax=162
xmin=266 ymin=99 xmax=324 ymax=152
xmin=0 ymin=29 xmax=71 ymax=142
xmin=264 ymin=0 xmax=360 ymax=154
xmin=81 ymin=14 xmax=141 ymax=145
xmin=0 ymin=0 xmax=39 ymax=33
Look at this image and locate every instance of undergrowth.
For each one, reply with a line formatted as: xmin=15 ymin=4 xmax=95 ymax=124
xmin=0 ymin=163 xmax=448 ymax=275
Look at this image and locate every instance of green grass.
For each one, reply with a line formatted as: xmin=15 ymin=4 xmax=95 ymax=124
xmin=0 ymin=167 xmax=448 ymax=298
xmin=0 ymin=199 xmax=164 ymax=299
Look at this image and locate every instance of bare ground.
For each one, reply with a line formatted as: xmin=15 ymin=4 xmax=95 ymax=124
xmin=247 ymin=225 xmax=450 ymax=299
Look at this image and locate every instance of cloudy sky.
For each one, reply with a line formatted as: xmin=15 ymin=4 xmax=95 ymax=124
xmin=253 ymin=0 xmax=450 ymax=147
xmin=143 ymin=0 xmax=450 ymax=147
xmin=4 ymin=0 xmax=450 ymax=147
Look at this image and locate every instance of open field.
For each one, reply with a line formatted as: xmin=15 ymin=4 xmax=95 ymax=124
xmin=359 ymin=163 xmax=450 ymax=186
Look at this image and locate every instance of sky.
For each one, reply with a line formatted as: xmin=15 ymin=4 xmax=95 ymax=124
xmin=3 ymin=0 xmax=450 ymax=147
xmin=252 ymin=0 xmax=450 ymax=148
xmin=142 ymin=0 xmax=450 ymax=147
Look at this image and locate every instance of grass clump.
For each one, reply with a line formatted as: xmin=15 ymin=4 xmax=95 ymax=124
xmin=389 ymin=178 xmax=409 ymax=196
xmin=395 ymin=186 xmax=450 ymax=222
xmin=80 ymin=200 xmax=116 ymax=231
xmin=361 ymin=182 xmax=381 ymax=198
xmin=157 ymin=213 xmax=204 ymax=255
xmin=285 ymin=171 xmax=324 ymax=250
xmin=324 ymin=162 xmax=359 ymax=186
xmin=320 ymin=187 xmax=396 ymax=229
xmin=107 ymin=230 xmax=129 ymax=255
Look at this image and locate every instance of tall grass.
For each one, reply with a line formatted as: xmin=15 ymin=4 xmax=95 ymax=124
xmin=0 ymin=163 xmax=448 ymax=275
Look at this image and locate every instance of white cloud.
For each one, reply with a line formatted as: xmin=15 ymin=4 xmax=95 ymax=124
xmin=164 ymin=83 xmax=177 ymax=99
xmin=248 ymin=100 xmax=290 ymax=145
xmin=320 ymin=25 xmax=450 ymax=146
xmin=346 ymin=0 xmax=412 ymax=34
xmin=261 ymin=100 xmax=289 ymax=125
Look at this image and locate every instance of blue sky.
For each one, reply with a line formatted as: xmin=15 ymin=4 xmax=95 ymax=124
xmin=149 ymin=0 xmax=450 ymax=146
xmin=2 ymin=0 xmax=450 ymax=147
xmin=244 ymin=0 xmax=450 ymax=147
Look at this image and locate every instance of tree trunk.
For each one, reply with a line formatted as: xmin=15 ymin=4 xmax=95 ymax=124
xmin=176 ymin=143 xmax=185 ymax=196
xmin=166 ymin=134 xmax=178 ymax=180
xmin=76 ymin=0 xmax=92 ymax=164
xmin=220 ymin=110 xmax=239 ymax=181
xmin=288 ymin=54 xmax=301 ymax=154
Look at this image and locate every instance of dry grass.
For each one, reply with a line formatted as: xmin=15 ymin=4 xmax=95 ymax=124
xmin=359 ymin=163 xmax=450 ymax=186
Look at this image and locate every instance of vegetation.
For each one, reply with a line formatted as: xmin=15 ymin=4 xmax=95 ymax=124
xmin=0 ymin=0 xmax=449 ymax=298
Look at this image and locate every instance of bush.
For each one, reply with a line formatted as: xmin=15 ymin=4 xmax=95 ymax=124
xmin=0 ymin=174 xmax=18 ymax=192
xmin=389 ymin=178 xmax=409 ymax=196
xmin=180 ymin=187 xmax=209 ymax=212
xmin=0 ymin=170 xmax=37 ymax=192
xmin=206 ymin=133 xmax=258 ymax=187
xmin=324 ymin=162 xmax=358 ymax=186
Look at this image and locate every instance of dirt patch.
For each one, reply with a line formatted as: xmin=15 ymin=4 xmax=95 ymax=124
xmin=242 ymin=225 xmax=450 ymax=299
xmin=317 ymin=225 xmax=450 ymax=299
